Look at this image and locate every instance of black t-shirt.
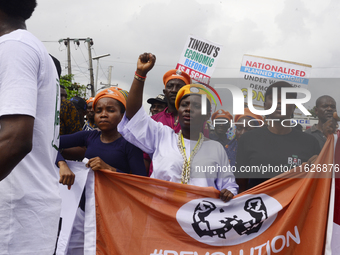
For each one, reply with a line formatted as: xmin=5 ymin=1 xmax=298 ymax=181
xmin=209 ymin=132 xmax=231 ymax=147
xmin=236 ymin=126 xmax=321 ymax=189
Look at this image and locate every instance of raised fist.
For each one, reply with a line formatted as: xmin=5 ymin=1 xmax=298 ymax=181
xmin=136 ymin=53 xmax=156 ymax=77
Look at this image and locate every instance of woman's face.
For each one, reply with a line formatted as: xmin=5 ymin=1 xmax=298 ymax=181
xmin=94 ymin=98 xmax=123 ymax=132
xmin=178 ymin=95 xmax=209 ymax=131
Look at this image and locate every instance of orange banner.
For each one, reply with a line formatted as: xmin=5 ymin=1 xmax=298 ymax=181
xmin=93 ymin=136 xmax=334 ymax=255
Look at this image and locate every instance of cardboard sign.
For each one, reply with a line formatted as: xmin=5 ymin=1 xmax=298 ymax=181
xmin=176 ymin=35 xmax=223 ymax=85
xmin=239 ymin=54 xmax=312 ymax=108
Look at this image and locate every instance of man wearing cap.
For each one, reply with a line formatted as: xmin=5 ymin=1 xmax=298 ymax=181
xmin=147 ymin=94 xmax=168 ymax=116
xmin=151 ymin=69 xmax=191 ymax=132
xmin=210 ymin=109 xmax=233 ymax=147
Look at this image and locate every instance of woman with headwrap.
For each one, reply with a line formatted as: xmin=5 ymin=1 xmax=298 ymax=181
xmin=57 ymin=87 xmax=146 ymax=185
xmin=118 ymin=53 xmax=238 ymax=202
xmin=56 ymin=87 xmax=146 ymax=254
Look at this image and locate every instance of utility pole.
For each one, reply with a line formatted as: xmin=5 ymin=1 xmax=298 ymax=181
xmin=66 ymin=38 xmax=71 ymax=75
xmin=99 ymin=66 xmax=117 ymax=90
xmin=86 ymin=38 xmax=95 ymax=97
xmin=93 ymin=54 xmax=110 ymax=93
xmin=107 ymin=66 xmax=113 ymax=86
xmin=59 ymin=37 xmax=96 ymax=96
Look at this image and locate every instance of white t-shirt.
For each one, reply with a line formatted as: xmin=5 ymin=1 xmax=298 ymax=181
xmin=0 ymin=30 xmax=61 ymax=254
xmin=118 ymin=107 xmax=239 ymax=195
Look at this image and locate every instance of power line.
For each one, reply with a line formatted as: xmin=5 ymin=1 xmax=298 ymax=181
xmin=78 ymin=43 xmax=90 ymax=66
xmin=99 ymin=61 xmax=108 ymax=80
xmin=71 ymin=55 xmax=89 ymax=80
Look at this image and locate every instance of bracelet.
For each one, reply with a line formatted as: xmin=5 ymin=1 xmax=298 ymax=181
xmin=135 ymin=71 xmax=146 ymax=79
xmin=134 ymin=74 xmax=146 ymax=82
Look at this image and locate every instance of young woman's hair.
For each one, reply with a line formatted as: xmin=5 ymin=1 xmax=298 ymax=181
xmin=117 ymin=100 xmax=125 ymax=114
xmin=0 ymin=0 xmax=37 ymax=20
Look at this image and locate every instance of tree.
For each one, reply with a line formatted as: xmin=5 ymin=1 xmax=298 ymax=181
xmin=60 ymin=74 xmax=87 ymax=100
xmin=308 ymin=106 xmax=317 ymax=118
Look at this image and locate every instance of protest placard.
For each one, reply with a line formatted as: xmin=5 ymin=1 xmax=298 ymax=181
xmin=176 ymin=35 xmax=223 ymax=85
xmin=239 ymin=54 xmax=312 ymax=110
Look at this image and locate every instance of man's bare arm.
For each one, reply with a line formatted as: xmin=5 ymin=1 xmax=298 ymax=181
xmin=0 ymin=115 xmax=34 ymax=181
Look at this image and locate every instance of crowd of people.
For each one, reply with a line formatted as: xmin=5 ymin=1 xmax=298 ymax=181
xmin=0 ymin=1 xmax=339 ymax=254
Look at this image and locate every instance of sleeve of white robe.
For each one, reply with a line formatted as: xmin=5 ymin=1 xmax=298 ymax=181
xmin=118 ymin=106 xmax=170 ymax=155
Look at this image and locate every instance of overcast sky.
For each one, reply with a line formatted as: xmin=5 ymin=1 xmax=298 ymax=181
xmin=27 ymin=0 xmax=340 ymax=113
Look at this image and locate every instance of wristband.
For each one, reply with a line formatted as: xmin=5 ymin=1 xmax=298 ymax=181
xmin=135 ymin=72 xmax=147 ymax=79
xmin=134 ymin=74 xmax=146 ymax=82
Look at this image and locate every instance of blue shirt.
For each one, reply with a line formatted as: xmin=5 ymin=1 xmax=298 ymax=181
xmin=57 ymin=130 xmax=147 ymax=176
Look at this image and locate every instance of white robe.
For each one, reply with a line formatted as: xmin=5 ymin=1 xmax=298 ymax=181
xmin=118 ymin=107 xmax=239 ymax=195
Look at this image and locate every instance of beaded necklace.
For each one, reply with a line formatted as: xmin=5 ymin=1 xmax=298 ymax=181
xmin=177 ymin=130 xmax=204 ymax=184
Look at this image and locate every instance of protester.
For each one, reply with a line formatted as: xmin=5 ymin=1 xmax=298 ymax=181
xmin=57 ymin=87 xmax=147 ymax=253
xmin=322 ymin=112 xmax=340 ymax=136
xmin=147 ymin=94 xmax=167 ymax=116
xmin=57 ymin=87 xmax=147 ymax=184
xmin=143 ymin=71 xmax=191 ymax=176
xmin=83 ymin=97 xmax=97 ymax=131
xmin=118 ymin=53 xmax=238 ymax=202
xmin=236 ymin=81 xmax=320 ymax=190
xmin=210 ymin=109 xmax=233 ymax=147
xmin=151 ymin=69 xmax=191 ymax=132
xmin=145 ymin=69 xmax=208 ymax=175
xmin=0 ymin=1 xmax=61 ymax=253
xmin=305 ymin=95 xmax=337 ymax=149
